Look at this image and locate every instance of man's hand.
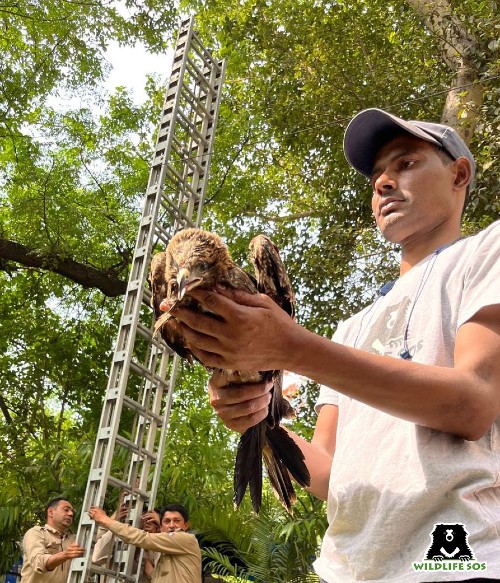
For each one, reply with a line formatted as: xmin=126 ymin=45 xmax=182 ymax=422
xmin=141 ymin=510 xmax=160 ymax=533
xmin=209 ymin=371 xmax=273 ymax=434
xmin=88 ymin=506 xmax=112 ymax=528
xmin=64 ymin=544 xmax=86 ymax=559
xmin=172 ymin=287 xmax=302 ymax=373
xmin=116 ymin=503 xmax=130 ymax=522
xmin=46 ymin=544 xmax=85 ymax=570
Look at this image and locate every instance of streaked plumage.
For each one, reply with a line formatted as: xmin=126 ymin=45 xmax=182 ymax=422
xmin=149 ymin=228 xmax=310 ymax=513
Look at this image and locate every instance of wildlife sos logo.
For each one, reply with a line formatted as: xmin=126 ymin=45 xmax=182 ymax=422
xmin=412 ymin=523 xmax=487 ymax=573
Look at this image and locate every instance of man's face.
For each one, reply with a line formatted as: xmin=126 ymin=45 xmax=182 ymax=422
xmin=47 ymin=500 xmax=74 ymax=533
xmin=370 ymin=134 xmax=462 ymax=245
xmin=161 ymin=511 xmax=189 ymax=533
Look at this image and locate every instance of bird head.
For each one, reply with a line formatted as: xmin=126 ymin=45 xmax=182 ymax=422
xmin=158 ymin=265 xmax=204 ymax=312
xmin=158 ymin=228 xmax=233 ymax=311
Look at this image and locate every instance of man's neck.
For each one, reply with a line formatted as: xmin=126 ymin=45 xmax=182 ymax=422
xmin=399 ymin=226 xmax=463 ymax=275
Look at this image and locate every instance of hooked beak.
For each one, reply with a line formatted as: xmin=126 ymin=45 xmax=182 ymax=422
xmin=177 ymin=267 xmax=203 ymax=300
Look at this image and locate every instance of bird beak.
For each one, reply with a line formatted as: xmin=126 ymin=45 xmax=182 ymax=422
xmin=177 ymin=268 xmax=203 ymax=300
xmin=177 ymin=268 xmax=189 ymax=300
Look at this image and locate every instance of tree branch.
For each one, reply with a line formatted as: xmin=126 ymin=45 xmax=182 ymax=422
xmin=0 ymin=394 xmax=13 ymax=424
xmin=0 ymin=238 xmax=127 ymax=296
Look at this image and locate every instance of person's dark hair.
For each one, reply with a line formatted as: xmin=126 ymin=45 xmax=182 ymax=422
xmin=161 ymin=503 xmax=189 ymax=522
xmin=45 ymin=497 xmax=69 ymax=518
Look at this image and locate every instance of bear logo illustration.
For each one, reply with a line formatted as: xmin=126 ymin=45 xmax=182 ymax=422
xmin=425 ymin=523 xmax=475 ymax=561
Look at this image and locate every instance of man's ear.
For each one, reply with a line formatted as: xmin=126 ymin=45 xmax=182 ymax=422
xmin=453 ymin=157 xmax=472 ymax=189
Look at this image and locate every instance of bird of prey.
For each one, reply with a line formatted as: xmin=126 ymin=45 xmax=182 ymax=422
xmin=149 ymin=227 xmax=310 ymax=513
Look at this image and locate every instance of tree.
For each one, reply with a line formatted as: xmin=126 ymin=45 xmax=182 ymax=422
xmin=189 ymin=0 xmax=499 ymax=329
xmin=0 ymin=0 xmax=180 ymax=567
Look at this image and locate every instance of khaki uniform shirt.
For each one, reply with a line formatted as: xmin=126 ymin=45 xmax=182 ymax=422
xmin=21 ymin=524 xmax=76 ymax=583
xmin=92 ymin=528 xmax=156 ymax=582
xmin=105 ymin=520 xmax=202 ymax=583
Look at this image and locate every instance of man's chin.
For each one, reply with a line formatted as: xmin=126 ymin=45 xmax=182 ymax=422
xmin=378 ymin=215 xmax=407 ymax=243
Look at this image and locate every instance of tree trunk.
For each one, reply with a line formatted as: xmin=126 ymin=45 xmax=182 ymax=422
xmin=406 ymin=0 xmax=483 ymax=144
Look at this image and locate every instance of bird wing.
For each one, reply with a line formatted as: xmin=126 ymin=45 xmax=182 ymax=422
xmin=249 ymin=235 xmax=295 ymax=318
xmin=149 ymin=251 xmax=168 ymax=321
xmin=223 ymin=264 xmax=258 ymax=295
xmin=248 ymin=234 xmax=297 ymax=423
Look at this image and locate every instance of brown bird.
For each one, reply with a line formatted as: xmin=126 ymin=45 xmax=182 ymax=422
xmin=149 ymin=227 xmax=310 ymax=513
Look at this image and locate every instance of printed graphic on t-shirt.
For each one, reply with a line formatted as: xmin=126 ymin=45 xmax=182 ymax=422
xmin=412 ymin=523 xmax=487 ymax=574
xmin=359 ymin=296 xmax=423 ymax=357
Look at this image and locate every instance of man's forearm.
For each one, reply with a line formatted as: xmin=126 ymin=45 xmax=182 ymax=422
xmin=287 ymin=322 xmax=498 ymax=440
xmin=45 ymin=551 xmax=70 ymax=571
xmin=284 ymin=427 xmax=332 ymax=500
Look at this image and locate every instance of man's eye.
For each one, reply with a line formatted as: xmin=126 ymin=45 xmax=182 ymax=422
xmin=402 ymin=160 xmax=415 ymax=169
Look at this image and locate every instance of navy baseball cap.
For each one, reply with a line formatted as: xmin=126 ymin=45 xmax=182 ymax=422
xmin=343 ymin=108 xmax=476 ymax=190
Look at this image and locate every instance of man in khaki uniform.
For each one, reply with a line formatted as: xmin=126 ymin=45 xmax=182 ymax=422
xmin=21 ymin=497 xmax=85 ymax=583
xmin=88 ymin=503 xmax=202 ymax=583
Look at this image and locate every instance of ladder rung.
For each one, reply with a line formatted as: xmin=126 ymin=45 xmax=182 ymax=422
xmin=122 ymin=395 xmax=164 ymax=424
xmin=115 ymin=434 xmax=158 ymax=461
xmin=129 ymin=359 xmax=169 ymax=387
xmin=107 ymin=476 xmax=150 ymax=499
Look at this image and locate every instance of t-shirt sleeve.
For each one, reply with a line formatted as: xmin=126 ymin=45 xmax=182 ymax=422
xmin=458 ymin=222 xmax=500 ymax=328
xmin=314 ymin=326 xmax=346 ymax=413
xmin=315 ymin=384 xmax=340 ymax=413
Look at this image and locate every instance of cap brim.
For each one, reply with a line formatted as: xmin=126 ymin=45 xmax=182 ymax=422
xmin=343 ymin=108 xmax=441 ymax=178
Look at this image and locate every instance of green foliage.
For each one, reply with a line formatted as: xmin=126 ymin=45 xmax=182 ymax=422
xmin=156 ymin=364 xmax=237 ymax=513
xmin=198 ymin=495 xmax=326 ymax=582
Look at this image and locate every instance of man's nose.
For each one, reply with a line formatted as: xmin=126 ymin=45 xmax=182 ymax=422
xmin=374 ymin=172 xmax=397 ymax=194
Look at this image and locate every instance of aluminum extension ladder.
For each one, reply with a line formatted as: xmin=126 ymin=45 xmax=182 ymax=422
xmin=68 ymin=16 xmax=225 ymax=583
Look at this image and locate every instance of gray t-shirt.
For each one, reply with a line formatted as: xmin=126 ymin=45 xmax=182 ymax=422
xmin=314 ymin=221 xmax=500 ymax=582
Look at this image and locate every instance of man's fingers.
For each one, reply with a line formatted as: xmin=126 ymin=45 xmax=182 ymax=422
xmin=214 ymin=394 xmax=271 ymax=433
xmin=188 ymin=287 xmax=270 ymax=318
xmin=209 ymin=379 xmax=272 ymax=403
xmin=67 ymin=545 xmax=86 ymax=557
xmin=173 ymin=304 xmax=226 ymax=341
xmin=209 ymin=380 xmax=272 ymax=433
xmin=215 ymin=287 xmax=271 ymax=308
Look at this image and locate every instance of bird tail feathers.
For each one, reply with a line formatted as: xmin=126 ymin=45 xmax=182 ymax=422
xmin=233 ymin=422 xmax=265 ymax=513
xmin=233 ymin=422 xmax=311 ymax=514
